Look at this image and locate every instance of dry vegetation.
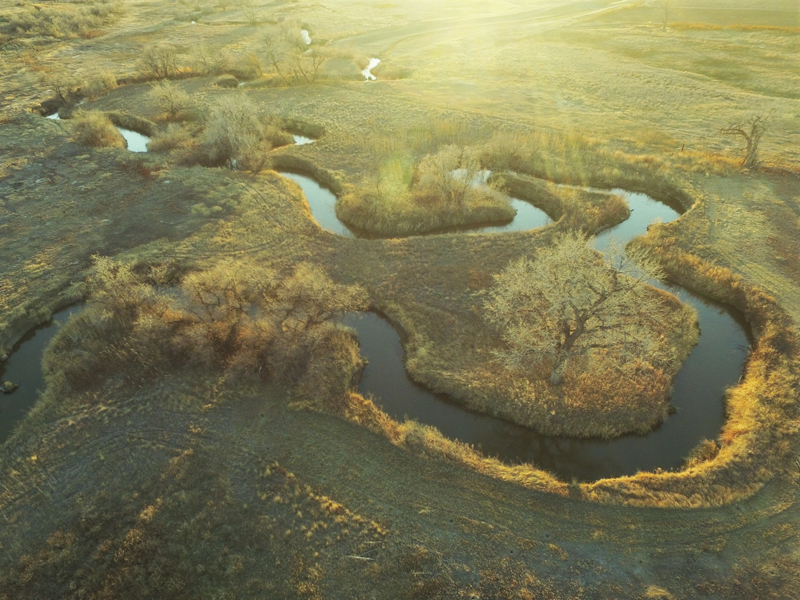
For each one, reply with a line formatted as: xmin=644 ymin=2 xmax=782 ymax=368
xmin=337 ymin=145 xmax=515 ymax=236
xmin=1 ymin=0 xmax=799 ymax=596
xmin=70 ymin=110 xmax=125 ymax=148
xmin=46 ymin=257 xmax=367 ymax=404
xmin=0 ymin=0 xmax=122 ymax=41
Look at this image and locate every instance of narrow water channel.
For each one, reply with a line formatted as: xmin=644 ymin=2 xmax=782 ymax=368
xmin=342 ymin=190 xmax=749 ymax=481
xmin=10 ymin=144 xmax=749 ymax=480
xmin=0 ymin=305 xmax=83 ymax=443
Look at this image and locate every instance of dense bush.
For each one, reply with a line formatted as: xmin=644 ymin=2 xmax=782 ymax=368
xmin=47 ymin=258 xmax=368 ymax=394
xmin=1 ymin=1 xmax=122 ymax=39
xmin=70 ymin=111 xmax=125 ymax=148
xmin=148 ymin=80 xmax=193 ymax=121
xmin=199 ymin=95 xmax=272 ymax=172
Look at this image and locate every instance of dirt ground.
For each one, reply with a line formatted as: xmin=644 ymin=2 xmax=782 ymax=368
xmin=1 ymin=0 xmax=799 ymax=597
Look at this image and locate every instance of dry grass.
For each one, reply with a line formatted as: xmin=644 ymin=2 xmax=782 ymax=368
xmin=70 ymin=111 xmax=125 ymax=148
xmin=0 ymin=1 xmax=122 ymax=40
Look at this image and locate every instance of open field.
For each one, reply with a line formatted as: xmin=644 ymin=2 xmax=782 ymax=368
xmin=1 ymin=0 xmax=799 ymax=597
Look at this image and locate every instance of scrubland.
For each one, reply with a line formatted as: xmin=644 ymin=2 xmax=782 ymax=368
xmin=0 ymin=0 xmax=799 ymax=597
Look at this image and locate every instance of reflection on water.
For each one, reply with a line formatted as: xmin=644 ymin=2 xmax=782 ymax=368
xmin=118 ymin=127 xmax=150 ymax=153
xmin=0 ymin=305 xmax=83 ymax=444
xmin=293 ymin=134 xmax=316 ymax=145
xmin=362 ymin=58 xmax=381 ymax=81
xmin=277 ymin=171 xmax=355 ymax=237
xmin=343 ymin=190 xmax=750 ymax=482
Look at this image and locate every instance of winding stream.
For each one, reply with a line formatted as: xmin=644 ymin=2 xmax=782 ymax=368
xmin=44 ymin=112 xmax=150 ymax=152
xmin=17 ymin=124 xmax=749 ymax=479
xmin=277 ymin=170 xmax=749 ymax=481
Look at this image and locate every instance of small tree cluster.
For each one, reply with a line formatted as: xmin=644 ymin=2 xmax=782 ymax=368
xmin=54 ymin=257 xmax=368 ymax=391
xmin=200 ymin=95 xmax=272 ymax=172
xmin=45 ymin=71 xmax=117 ymax=105
xmin=148 ymin=80 xmax=192 ymax=121
xmin=413 ymin=145 xmax=496 ymax=208
xmin=262 ymin=24 xmax=330 ymax=85
xmin=485 ymin=233 xmax=675 ymax=385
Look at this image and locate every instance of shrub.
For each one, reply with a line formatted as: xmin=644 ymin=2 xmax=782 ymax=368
xmin=200 ymin=95 xmax=271 ymax=172
xmin=50 ymin=258 xmax=368 ymax=391
xmin=139 ymin=44 xmax=179 ymax=79
xmin=147 ymin=124 xmax=193 ymax=154
xmin=82 ymin=71 xmax=117 ymax=98
xmin=70 ymin=111 xmax=125 ymax=148
xmin=148 ymin=80 xmax=192 ymax=120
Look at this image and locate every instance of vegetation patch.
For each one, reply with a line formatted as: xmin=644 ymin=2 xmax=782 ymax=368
xmin=337 ymin=145 xmax=515 ymax=237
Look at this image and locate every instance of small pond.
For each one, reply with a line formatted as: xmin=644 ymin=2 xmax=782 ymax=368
xmin=0 ymin=305 xmax=83 ymax=444
xmin=118 ymin=127 xmax=150 ymax=153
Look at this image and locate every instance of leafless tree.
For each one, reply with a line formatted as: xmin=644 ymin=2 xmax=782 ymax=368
xmin=194 ymin=45 xmax=231 ymax=76
xmin=202 ymin=95 xmax=272 ymax=172
xmin=721 ymin=114 xmax=769 ymax=169
xmin=263 ymin=35 xmax=286 ymax=80
xmin=657 ymin=0 xmax=673 ymax=30
xmin=140 ymin=44 xmax=178 ymax=79
xmin=287 ymin=47 xmax=329 ymax=83
xmin=414 ymin=145 xmax=486 ymax=207
xmin=241 ymin=0 xmax=258 ymax=25
xmin=148 ymin=80 xmax=191 ymax=120
xmin=485 ymin=233 xmax=674 ymax=385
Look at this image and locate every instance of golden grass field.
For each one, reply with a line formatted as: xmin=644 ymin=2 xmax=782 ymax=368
xmin=1 ymin=0 xmax=799 ymax=597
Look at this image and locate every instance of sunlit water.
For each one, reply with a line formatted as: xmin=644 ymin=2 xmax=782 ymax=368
xmin=292 ymin=134 xmax=316 ymax=145
xmin=118 ymin=127 xmax=150 ymax=153
xmin=44 ymin=113 xmax=150 ymax=153
xmin=277 ymin=171 xmax=355 ymax=237
xmin=10 ymin=153 xmax=748 ymax=480
xmin=362 ymin=58 xmax=381 ymax=81
xmin=0 ymin=305 xmax=83 ymax=443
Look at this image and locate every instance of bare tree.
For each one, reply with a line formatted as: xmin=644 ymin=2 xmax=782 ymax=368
xmin=241 ymin=0 xmax=258 ymax=25
xmin=148 ymin=80 xmax=191 ymax=120
xmin=721 ymin=114 xmax=769 ymax=169
xmin=414 ymin=145 xmax=485 ymax=207
xmin=194 ymin=45 xmax=231 ymax=76
xmin=657 ymin=0 xmax=673 ymax=30
xmin=201 ymin=95 xmax=272 ymax=172
xmin=139 ymin=44 xmax=179 ymax=79
xmin=263 ymin=34 xmax=286 ymax=80
xmin=485 ymin=233 xmax=674 ymax=385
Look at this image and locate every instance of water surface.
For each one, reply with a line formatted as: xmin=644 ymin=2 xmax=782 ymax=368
xmin=118 ymin=127 xmax=150 ymax=153
xmin=292 ymin=134 xmax=316 ymax=145
xmin=343 ymin=190 xmax=749 ymax=481
xmin=362 ymin=58 xmax=381 ymax=81
xmin=277 ymin=171 xmax=355 ymax=237
xmin=0 ymin=305 xmax=83 ymax=443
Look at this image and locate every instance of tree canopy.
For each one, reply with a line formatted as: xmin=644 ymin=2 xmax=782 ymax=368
xmin=485 ymin=233 xmax=676 ymax=385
